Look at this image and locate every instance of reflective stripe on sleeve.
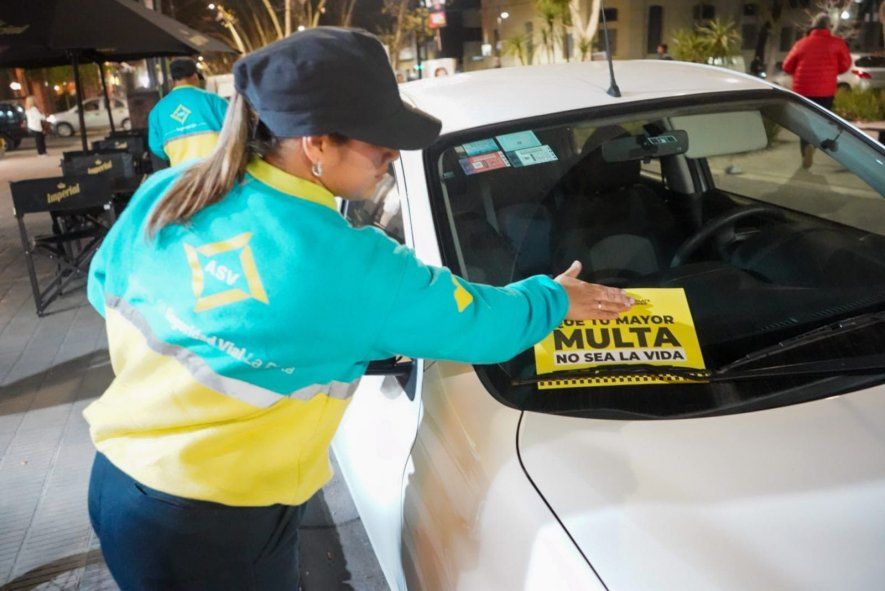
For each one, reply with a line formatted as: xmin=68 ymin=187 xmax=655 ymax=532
xmin=105 ymin=296 xmax=357 ymax=408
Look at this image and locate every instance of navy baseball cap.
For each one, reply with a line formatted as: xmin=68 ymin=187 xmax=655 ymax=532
xmin=170 ymin=58 xmax=198 ymax=80
xmin=233 ymin=28 xmax=441 ymax=150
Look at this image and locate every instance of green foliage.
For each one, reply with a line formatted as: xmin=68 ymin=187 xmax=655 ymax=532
xmin=696 ymin=18 xmax=741 ymax=63
xmin=577 ymin=35 xmax=593 ymax=62
xmin=502 ymin=33 xmax=535 ymax=66
xmin=534 ymin=0 xmax=571 ymax=62
xmin=833 ymin=88 xmax=885 ymax=122
xmin=671 ymin=29 xmax=708 ymax=63
xmin=671 ymin=18 xmax=741 ymax=65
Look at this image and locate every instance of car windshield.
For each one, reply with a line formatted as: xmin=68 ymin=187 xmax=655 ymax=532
xmin=427 ymin=92 xmax=885 ymax=419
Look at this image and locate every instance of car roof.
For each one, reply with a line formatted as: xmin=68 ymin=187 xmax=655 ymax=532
xmin=400 ymin=60 xmax=777 ymax=135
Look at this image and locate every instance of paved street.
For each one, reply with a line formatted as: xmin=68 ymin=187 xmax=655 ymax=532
xmin=0 ymin=136 xmax=388 ymax=590
xmin=708 ymin=131 xmax=885 ymax=234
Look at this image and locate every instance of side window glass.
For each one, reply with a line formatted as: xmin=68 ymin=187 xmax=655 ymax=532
xmin=343 ymin=166 xmax=405 ymax=244
xmin=83 ymin=101 xmax=99 ymax=112
xmin=706 ymin=112 xmax=882 ymax=232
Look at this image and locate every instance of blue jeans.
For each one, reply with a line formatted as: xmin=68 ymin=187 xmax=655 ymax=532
xmin=88 ymin=453 xmax=306 ymax=590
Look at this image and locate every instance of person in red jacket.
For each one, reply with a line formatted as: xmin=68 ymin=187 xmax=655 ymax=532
xmin=783 ymin=13 xmax=851 ymax=168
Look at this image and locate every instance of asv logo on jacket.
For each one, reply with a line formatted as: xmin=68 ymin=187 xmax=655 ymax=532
xmin=183 ymin=232 xmax=269 ymax=312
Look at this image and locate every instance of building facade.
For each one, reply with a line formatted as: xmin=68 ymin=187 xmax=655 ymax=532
xmin=475 ymin=0 xmax=882 ymax=71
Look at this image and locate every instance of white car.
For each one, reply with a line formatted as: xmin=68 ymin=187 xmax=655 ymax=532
xmin=770 ymin=53 xmax=885 ymax=91
xmin=332 ymin=60 xmax=885 ymax=590
xmin=47 ymin=97 xmax=130 ymax=136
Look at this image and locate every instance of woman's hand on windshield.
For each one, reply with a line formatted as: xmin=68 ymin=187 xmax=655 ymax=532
xmin=554 ymin=261 xmax=634 ymax=320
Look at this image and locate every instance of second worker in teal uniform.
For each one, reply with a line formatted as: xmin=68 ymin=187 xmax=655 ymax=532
xmin=148 ymin=58 xmax=228 ymax=167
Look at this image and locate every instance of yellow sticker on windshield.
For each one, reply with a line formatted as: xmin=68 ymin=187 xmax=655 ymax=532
xmin=533 ymin=288 xmax=705 ymax=389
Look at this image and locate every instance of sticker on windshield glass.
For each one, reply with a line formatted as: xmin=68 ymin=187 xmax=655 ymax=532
xmin=495 ymin=130 xmax=542 ymax=152
xmin=456 ymin=138 xmax=500 ymax=156
xmin=506 ymin=145 xmax=558 ymax=167
xmin=533 ymin=288 xmax=705 ymax=389
xmin=459 ymin=151 xmax=510 ymax=175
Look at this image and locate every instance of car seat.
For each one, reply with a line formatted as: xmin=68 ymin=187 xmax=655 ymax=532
xmin=440 ymin=151 xmax=517 ymax=285
xmin=551 ymin=126 xmax=680 ymax=283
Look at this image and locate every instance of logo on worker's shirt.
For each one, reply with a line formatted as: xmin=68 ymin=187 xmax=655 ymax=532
xmin=170 ymin=104 xmax=191 ymax=124
xmin=183 ymin=232 xmax=269 ymax=312
xmin=452 ymin=276 xmax=473 ymax=313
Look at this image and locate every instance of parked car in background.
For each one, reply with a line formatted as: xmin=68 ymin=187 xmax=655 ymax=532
xmin=0 ymin=101 xmax=28 ymax=150
xmin=851 ymin=54 xmax=885 ymax=90
xmin=332 ymin=60 xmax=885 ymax=590
xmin=770 ymin=53 xmax=885 ymax=91
xmin=47 ymin=97 xmax=130 ymax=136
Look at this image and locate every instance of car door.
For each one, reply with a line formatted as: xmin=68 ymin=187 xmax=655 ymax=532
xmin=81 ymin=99 xmax=103 ymax=130
xmin=331 ymin=159 xmax=424 ymax=590
xmin=111 ymin=99 xmax=128 ymax=126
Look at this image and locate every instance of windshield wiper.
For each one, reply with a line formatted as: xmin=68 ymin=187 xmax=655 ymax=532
xmin=512 ymin=311 xmax=885 ymax=387
xmin=512 ymin=353 xmax=885 ymax=386
xmin=719 ymin=310 xmax=885 ymax=372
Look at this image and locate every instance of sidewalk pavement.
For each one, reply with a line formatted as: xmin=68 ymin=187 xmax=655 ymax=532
xmin=0 ymin=138 xmax=387 ymax=590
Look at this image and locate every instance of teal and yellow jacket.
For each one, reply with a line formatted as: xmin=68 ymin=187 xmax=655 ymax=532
xmin=147 ymin=85 xmax=228 ymax=166
xmin=84 ymin=158 xmax=568 ymax=507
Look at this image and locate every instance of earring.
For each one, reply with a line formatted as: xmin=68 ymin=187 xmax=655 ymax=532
xmin=311 ymin=161 xmax=323 ymax=177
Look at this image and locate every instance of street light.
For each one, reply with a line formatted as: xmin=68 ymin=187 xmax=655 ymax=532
xmin=208 ymin=3 xmax=216 ymax=9
xmin=493 ymin=11 xmax=510 ymax=67
xmin=9 ymin=82 xmax=21 ymax=91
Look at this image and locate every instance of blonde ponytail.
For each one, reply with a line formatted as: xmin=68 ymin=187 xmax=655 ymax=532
xmin=147 ymin=92 xmax=253 ymax=237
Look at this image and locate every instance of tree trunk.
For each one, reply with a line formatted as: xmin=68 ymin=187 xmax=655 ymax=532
xmin=285 ymin=0 xmax=292 ymax=35
xmin=570 ymin=0 xmax=600 ymax=60
xmin=260 ymin=0 xmax=284 ymax=39
xmin=390 ymin=0 xmax=409 ymax=71
xmin=763 ymin=1 xmax=784 ymax=80
xmin=342 ymin=0 xmax=358 ymax=27
xmin=310 ymin=0 xmax=326 ymax=27
xmin=248 ymin=12 xmax=271 ymax=47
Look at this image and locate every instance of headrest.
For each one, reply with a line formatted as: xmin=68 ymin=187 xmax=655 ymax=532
xmin=561 ymin=126 xmax=640 ymax=195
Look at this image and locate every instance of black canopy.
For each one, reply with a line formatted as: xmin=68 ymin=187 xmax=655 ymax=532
xmin=0 ymin=0 xmax=235 ymax=148
xmin=0 ymin=0 xmax=233 ymax=66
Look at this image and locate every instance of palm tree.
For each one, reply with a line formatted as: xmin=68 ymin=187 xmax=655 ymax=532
xmin=535 ymin=0 xmax=571 ymax=63
xmin=697 ymin=18 xmax=741 ymax=65
xmin=570 ymin=0 xmax=601 ymax=61
xmin=672 ymin=18 xmax=741 ymax=65
xmin=671 ymin=28 xmax=707 ymax=63
xmin=502 ymin=32 xmax=535 ymax=65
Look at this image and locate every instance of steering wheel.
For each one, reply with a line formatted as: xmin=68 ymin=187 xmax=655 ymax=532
xmin=670 ymin=205 xmax=786 ymax=268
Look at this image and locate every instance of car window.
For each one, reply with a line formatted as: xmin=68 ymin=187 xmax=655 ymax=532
xmin=83 ymin=101 xmax=99 ymax=112
xmin=427 ymin=94 xmax=885 ymax=419
xmin=855 ymin=55 xmax=885 ymax=68
xmin=113 ymin=100 xmax=125 ymax=109
xmin=708 ymin=104 xmax=884 ymax=234
xmin=342 ymin=167 xmax=405 ymax=244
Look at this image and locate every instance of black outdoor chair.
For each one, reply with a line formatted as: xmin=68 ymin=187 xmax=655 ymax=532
xmin=107 ymin=128 xmax=148 ymax=139
xmin=93 ymin=133 xmax=152 ymax=175
xmin=10 ymin=175 xmax=116 ymax=316
xmin=61 ymin=149 xmax=141 ymax=209
xmin=62 ymin=149 xmax=136 ymax=180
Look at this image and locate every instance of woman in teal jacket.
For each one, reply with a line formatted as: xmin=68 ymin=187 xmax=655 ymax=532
xmin=85 ymin=27 xmax=633 ymax=590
